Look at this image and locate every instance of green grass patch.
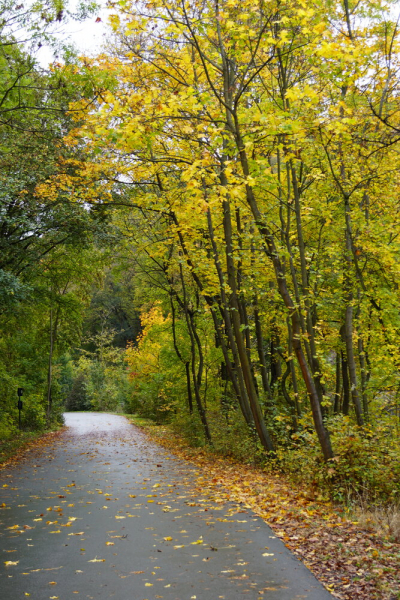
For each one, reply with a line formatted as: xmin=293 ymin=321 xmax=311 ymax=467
xmin=123 ymin=413 xmax=159 ymax=428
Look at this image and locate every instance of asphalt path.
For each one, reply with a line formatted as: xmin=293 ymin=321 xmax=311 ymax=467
xmin=0 ymin=413 xmax=334 ymax=600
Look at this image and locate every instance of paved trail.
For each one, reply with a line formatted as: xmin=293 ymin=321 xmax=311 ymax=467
xmin=0 ymin=413 xmax=334 ymax=600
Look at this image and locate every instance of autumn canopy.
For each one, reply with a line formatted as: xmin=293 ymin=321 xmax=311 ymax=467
xmin=1 ymin=0 xmax=400 ymax=501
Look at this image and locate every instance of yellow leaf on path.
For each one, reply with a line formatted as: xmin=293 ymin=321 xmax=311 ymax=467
xmin=128 ymin=494 xmax=136 ymax=498
xmin=50 ymin=530 xmax=61 ymax=534
xmin=49 ymin=581 xmax=57 ymax=585
xmin=68 ymin=517 xmax=77 ymax=521
xmin=163 ymin=536 xmax=173 ymax=541
xmin=4 ymin=561 xmax=19 ymax=566
xmin=191 ymin=539 xmax=203 ymax=545
xmin=7 ymin=525 xmax=20 ymax=530
xmin=131 ymin=571 xmax=145 ymax=574
xmin=145 ymin=583 xmax=153 ymax=587
xmin=105 ymin=542 xmax=114 ymax=546
xmin=115 ymin=516 xmax=125 ymax=519
xmin=88 ymin=558 xmax=105 ymax=563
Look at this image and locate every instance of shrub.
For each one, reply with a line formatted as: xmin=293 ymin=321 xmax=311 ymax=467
xmin=278 ymin=415 xmax=400 ymax=503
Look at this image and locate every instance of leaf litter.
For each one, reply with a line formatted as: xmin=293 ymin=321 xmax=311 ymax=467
xmin=142 ymin=424 xmax=400 ymax=600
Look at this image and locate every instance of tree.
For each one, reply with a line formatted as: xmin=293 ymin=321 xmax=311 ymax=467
xmin=44 ymin=0 xmax=400 ymax=468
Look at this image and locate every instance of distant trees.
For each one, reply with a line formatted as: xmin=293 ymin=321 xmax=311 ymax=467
xmin=0 ymin=0 xmax=111 ymax=438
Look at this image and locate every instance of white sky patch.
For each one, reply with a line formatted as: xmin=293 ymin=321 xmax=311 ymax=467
xmin=35 ymin=0 xmax=111 ymax=66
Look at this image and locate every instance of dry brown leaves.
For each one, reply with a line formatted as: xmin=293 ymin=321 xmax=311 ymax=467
xmin=0 ymin=430 xmax=65 ymax=470
xmin=143 ymin=425 xmax=400 ymax=600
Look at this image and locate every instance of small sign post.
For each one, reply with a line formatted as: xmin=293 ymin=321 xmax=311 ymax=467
xmin=17 ymin=388 xmax=23 ymax=430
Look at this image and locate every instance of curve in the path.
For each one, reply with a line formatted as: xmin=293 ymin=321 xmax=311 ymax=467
xmin=0 ymin=412 xmax=334 ymax=600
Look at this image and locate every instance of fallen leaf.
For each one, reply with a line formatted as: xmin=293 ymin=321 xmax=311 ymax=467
xmin=131 ymin=571 xmax=145 ymax=574
xmin=88 ymin=558 xmax=105 ymax=563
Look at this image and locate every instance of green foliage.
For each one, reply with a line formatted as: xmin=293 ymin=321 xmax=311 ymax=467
xmin=65 ymin=373 xmax=91 ymax=411
xmin=21 ymin=395 xmax=48 ymax=431
xmin=278 ymin=416 xmax=400 ymax=503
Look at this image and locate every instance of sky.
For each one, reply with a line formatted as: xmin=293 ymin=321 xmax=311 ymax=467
xmin=36 ymin=1 xmax=111 ymax=66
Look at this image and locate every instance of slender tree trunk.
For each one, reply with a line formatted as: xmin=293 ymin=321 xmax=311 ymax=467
xmin=340 ymin=325 xmax=350 ymax=415
xmin=357 ymin=333 xmax=369 ymax=422
xmin=221 ymin=191 xmax=275 ymax=454
xmin=334 ymin=352 xmax=341 ymax=414
xmin=179 ymin=265 xmax=212 ymax=444
xmin=290 ymin=162 xmax=326 ymax=407
xmin=169 ymin=294 xmax=193 ymax=413
xmin=254 ymin=300 xmax=272 ymax=399
xmin=287 ymin=317 xmax=301 ymax=418
xmin=206 ymin=207 xmax=255 ymax=428
xmin=344 ymin=294 xmax=364 ymax=425
xmin=185 ymin=362 xmax=194 ymax=414
xmin=223 ymin=94 xmax=334 ymax=458
xmin=46 ymin=307 xmax=53 ymax=423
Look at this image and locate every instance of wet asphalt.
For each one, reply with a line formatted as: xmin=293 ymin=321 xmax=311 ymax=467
xmin=0 ymin=412 xmax=334 ymax=600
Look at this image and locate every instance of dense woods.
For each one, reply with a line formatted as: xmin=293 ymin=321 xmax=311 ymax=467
xmin=1 ymin=0 xmax=400 ymax=503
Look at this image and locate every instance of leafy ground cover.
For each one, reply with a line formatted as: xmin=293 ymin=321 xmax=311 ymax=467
xmin=135 ymin=420 xmax=400 ymax=600
xmin=0 ymin=429 xmax=64 ymax=469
